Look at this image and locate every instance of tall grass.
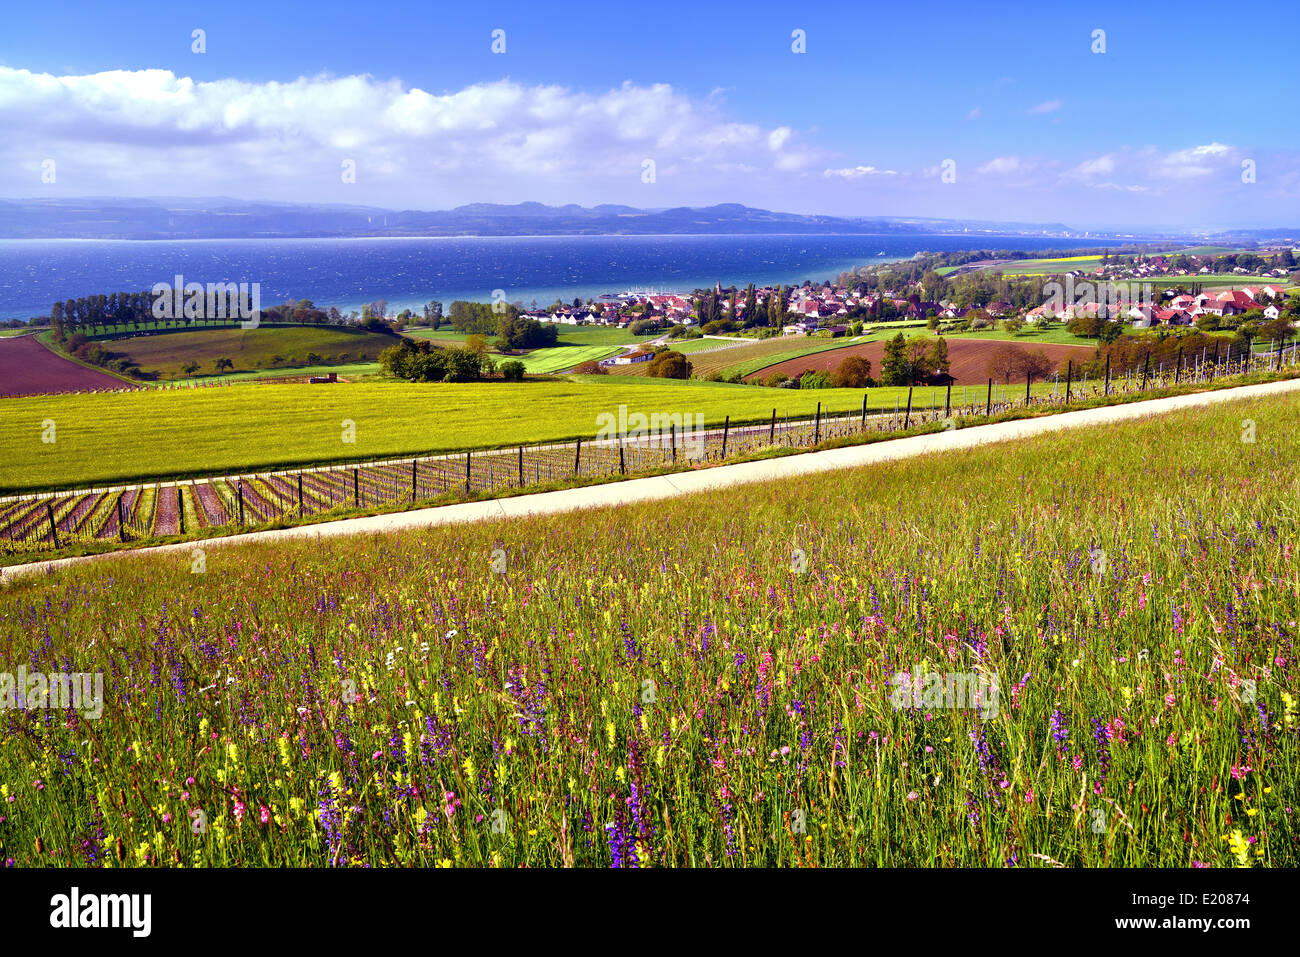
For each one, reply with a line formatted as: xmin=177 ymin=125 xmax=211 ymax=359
xmin=1 ymin=394 xmax=1296 ymax=867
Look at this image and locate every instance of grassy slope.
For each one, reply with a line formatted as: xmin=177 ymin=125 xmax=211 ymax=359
xmin=2 ymin=379 xmax=893 ymax=491
xmin=610 ymin=336 xmax=861 ymax=379
xmin=405 ymin=326 xmax=655 ymax=347
xmin=512 ymin=345 xmax=622 ymax=373
xmin=1 ymin=374 xmax=1094 ymax=493
xmin=103 ymin=325 xmax=400 ymax=380
xmin=2 ymin=392 xmax=1295 ymax=866
xmin=154 ymin=360 xmax=386 ymax=385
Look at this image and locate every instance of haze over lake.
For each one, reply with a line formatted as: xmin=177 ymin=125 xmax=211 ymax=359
xmin=0 ymin=234 xmax=1108 ymax=320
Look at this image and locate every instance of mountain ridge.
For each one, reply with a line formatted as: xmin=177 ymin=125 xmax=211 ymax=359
xmin=0 ymin=198 xmax=1092 ymax=240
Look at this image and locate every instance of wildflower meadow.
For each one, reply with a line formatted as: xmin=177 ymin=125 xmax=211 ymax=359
xmin=1 ymin=393 xmax=1296 ymax=868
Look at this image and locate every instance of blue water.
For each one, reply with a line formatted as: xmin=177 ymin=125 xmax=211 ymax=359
xmin=0 ymin=234 xmax=1105 ymax=321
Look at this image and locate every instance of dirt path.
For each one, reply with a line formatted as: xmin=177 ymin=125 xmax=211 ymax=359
xmin=3 ymin=378 xmax=1297 ymax=584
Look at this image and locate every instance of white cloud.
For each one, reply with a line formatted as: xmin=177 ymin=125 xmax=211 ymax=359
xmin=1071 ymin=155 xmax=1116 ymax=178
xmin=1028 ymin=99 xmax=1062 ymax=115
xmin=1060 ymin=143 xmax=1244 ymax=188
xmin=822 ymin=165 xmax=897 ymax=178
xmin=1157 ymin=142 xmax=1236 ymax=179
xmin=966 ymin=107 xmax=982 ymax=120
xmin=0 ymin=67 xmax=824 ymax=204
xmin=977 ymin=156 xmax=1024 ymax=175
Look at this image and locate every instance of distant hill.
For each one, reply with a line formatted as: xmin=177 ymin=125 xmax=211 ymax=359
xmin=0 ymin=197 xmax=1087 ymax=240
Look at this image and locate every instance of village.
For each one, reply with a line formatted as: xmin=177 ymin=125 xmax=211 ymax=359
xmin=515 ymin=272 xmax=1294 ymax=337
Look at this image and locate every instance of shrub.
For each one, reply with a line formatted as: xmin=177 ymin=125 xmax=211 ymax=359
xmin=358 ymin=316 xmax=396 ymax=335
xmin=830 ymin=355 xmax=873 ymax=388
xmin=646 ymin=350 xmax=692 ymax=380
xmin=499 ymin=360 xmax=526 ymax=382
xmin=572 ymin=359 xmax=608 ymax=375
xmin=380 ymin=340 xmax=493 ymax=382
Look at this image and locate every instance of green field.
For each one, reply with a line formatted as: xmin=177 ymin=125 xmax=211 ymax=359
xmin=89 ymin=325 xmax=400 ymax=380
xmin=405 ymin=325 xmax=655 ymax=348
xmin=151 ymin=360 xmax=385 ymax=385
xmin=1 ymin=375 xmax=1082 ymax=493
xmin=946 ymin=326 xmax=1110 ymax=346
xmin=513 ymin=344 xmax=622 ymax=373
xmin=993 ymin=255 xmax=1108 ymax=276
xmin=402 ymin=324 xmax=650 ymax=372
xmin=2 ymin=391 xmax=1295 ymax=867
xmin=2 ymin=379 xmax=924 ymax=491
xmin=610 ymin=336 xmax=862 ymax=379
xmin=661 ymin=336 xmax=756 ymax=355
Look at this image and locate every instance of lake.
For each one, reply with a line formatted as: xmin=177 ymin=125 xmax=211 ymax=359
xmin=0 ymin=234 xmax=1106 ymax=320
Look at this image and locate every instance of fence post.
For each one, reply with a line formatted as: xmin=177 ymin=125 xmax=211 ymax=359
xmin=117 ymin=493 xmax=127 ymax=542
xmin=1141 ymin=353 xmax=1150 ymax=391
xmin=1025 ymin=371 xmax=1031 ymax=405
xmin=46 ymin=502 xmax=59 ymax=549
xmin=986 ymin=379 xmax=992 ymax=417
xmin=814 ymin=402 xmax=821 ymax=444
xmin=518 ymin=447 xmax=524 ymax=487
xmin=1244 ymin=343 xmax=1250 ymax=374
xmin=573 ymin=438 xmax=581 ymax=476
xmin=1064 ymin=361 xmax=1072 ymax=404
xmin=944 ymin=383 xmax=951 ymax=417
xmin=411 ymin=461 xmax=417 ymax=501
xmin=721 ymin=416 xmax=730 ymax=458
xmin=238 ymin=482 xmax=245 ymax=525
xmin=177 ymin=486 xmax=184 ymax=534
xmin=769 ymin=408 xmax=776 ymax=443
xmin=298 ymin=474 xmax=304 ymax=513
xmin=671 ymin=421 xmax=677 ymax=463
xmin=465 ymin=452 xmax=471 ymax=496
xmin=353 ymin=469 xmax=360 ymax=507
xmin=1104 ymin=354 xmax=1111 ymax=395
xmin=1175 ymin=346 xmax=1182 ymax=384
xmin=619 ymin=439 xmax=626 ymax=475
xmin=903 ymin=387 xmax=913 ymax=430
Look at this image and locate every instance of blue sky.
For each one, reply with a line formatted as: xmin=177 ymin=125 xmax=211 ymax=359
xmin=1 ymin=0 xmax=1296 ymax=229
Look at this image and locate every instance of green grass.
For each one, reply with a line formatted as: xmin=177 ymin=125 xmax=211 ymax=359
xmin=512 ymin=345 xmax=622 ymax=374
xmin=605 ymin=336 xmax=860 ymax=379
xmin=993 ymin=255 xmax=1108 ymax=276
xmin=404 ymin=325 xmax=655 ymax=348
xmin=1 ymin=374 xmax=1089 ymax=495
xmin=399 ymin=329 xmax=477 ymax=345
xmin=153 ymin=360 xmax=385 ymax=386
xmin=1 ymin=379 xmax=900 ymax=492
xmin=1 ymin=391 xmax=1295 ymax=866
xmin=553 ymin=326 xmax=659 ymax=346
xmin=90 ymin=325 xmax=400 ymax=381
xmin=947 ymin=327 xmax=1106 ymax=346
xmin=661 ymin=337 xmax=755 ymax=355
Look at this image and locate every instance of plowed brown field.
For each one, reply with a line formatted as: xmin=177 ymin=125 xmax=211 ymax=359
xmin=745 ymin=337 xmax=1096 ymax=385
xmin=0 ymin=335 xmax=136 ymax=397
